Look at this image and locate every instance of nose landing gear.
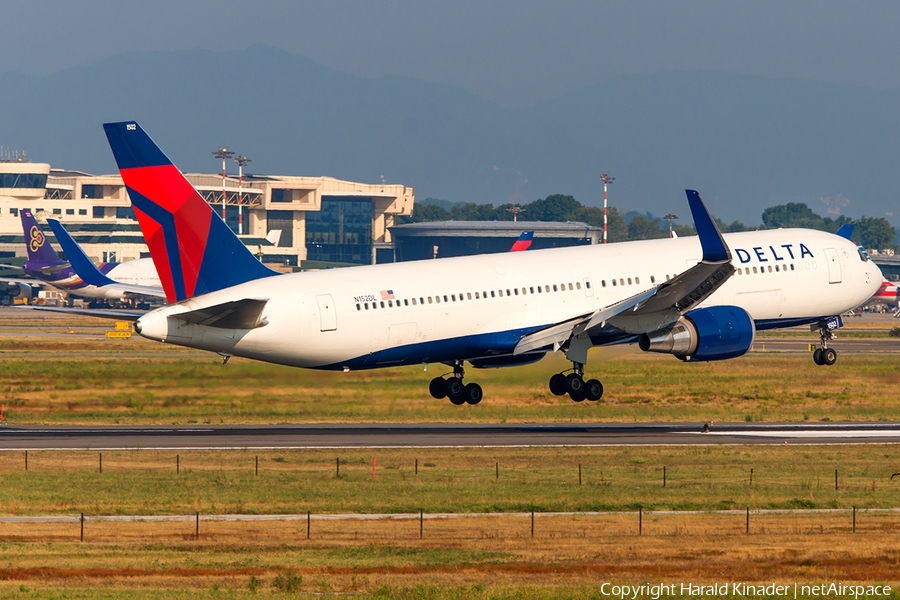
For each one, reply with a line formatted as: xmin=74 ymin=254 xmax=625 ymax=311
xmin=429 ymin=362 xmax=483 ymax=405
xmin=812 ymin=320 xmax=838 ymax=366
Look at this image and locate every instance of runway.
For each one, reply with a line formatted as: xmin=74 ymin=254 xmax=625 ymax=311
xmin=3 ymin=422 xmax=900 ymax=450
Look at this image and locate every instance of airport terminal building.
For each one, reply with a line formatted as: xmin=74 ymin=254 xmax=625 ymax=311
xmin=0 ymin=158 xmax=414 ymax=269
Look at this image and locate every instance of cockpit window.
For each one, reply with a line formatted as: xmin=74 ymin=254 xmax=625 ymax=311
xmin=857 ymin=244 xmax=869 ymax=262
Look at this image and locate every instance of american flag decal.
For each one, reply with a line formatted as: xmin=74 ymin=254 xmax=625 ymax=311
xmin=380 ymin=290 xmax=395 ymax=300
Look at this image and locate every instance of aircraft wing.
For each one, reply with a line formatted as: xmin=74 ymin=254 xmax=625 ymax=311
xmin=514 ymin=190 xmax=734 ymax=355
xmin=47 ymin=219 xmax=166 ymax=300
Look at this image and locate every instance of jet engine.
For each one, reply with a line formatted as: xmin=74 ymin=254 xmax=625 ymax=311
xmin=5 ymin=282 xmax=33 ymax=301
xmin=638 ymin=305 xmax=755 ymax=362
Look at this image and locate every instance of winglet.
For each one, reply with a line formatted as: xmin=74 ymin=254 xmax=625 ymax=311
xmin=685 ymin=190 xmax=731 ymax=263
xmin=836 ymin=224 xmax=855 ymax=240
xmin=46 ymin=219 xmax=117 ymax=287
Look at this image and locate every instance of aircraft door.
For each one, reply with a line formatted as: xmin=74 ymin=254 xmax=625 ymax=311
xmin=316 ymin=294 xmax=337 ymax=331
xmin=823 ymin=248 xmax=842 ymax=284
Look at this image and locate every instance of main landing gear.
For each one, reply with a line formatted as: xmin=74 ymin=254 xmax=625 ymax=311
xmin=429 ymin=362 xmax=483 ymax=405
xmin=812 ymin=320 xmax=838 ymax=366
xmin=548 ymin=362 xmax=603 ymax=402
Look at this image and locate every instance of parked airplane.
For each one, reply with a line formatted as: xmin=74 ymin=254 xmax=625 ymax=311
xmin=103 ymin=121 xmax=882 ymax=404
xmin=2 ymin=210 xmax=162 ymax=301
xmin=510 ymin=231 xmax=534 ymax=252
xmin=46 ymin=219 xmax=165 ymax=300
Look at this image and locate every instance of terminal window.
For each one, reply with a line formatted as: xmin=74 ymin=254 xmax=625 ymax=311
xmin=305 ymin=197 xmax=373 ymax=265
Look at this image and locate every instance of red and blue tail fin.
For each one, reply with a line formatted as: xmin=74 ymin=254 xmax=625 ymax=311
xmin=103 ymin=121 xmax=278 ymax=303
xmin=20 ymin=209 xmax=65 ymax=266
xmin=510 ymin=231 xmax=534 ymax=252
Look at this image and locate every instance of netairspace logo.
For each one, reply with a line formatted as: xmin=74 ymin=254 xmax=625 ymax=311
xmin=597 ymin=582 xmax=892 ymax=599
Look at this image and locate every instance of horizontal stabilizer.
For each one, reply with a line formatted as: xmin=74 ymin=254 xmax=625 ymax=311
xmin=173 ymin=298 xmax=269 ymax=330
xmin=17 ymin=306 xmax=145 ymax=320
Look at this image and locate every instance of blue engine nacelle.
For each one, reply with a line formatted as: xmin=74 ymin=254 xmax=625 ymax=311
xmin=637 ymin=305 xmax=755 ymax=362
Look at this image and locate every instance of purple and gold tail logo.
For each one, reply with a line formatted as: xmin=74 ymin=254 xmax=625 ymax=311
xmin=29 ymin=225 xmax=45 ymax=253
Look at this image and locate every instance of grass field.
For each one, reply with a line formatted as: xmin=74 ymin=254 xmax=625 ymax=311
xmin=2 ymin=313 xmax=900 ymax=597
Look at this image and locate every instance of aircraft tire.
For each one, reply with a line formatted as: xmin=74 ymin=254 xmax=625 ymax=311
xmin=446 ymin=378 xmax=466 ymax=405
xmin=565 ymin=373 xmax=584 ymax=395
xmin=464 ymin=383 xmax=483 ymax=405
xmin=813 ymin=348 xmax=824 ymax=365
xmin=823 ymin=348 xmax=837 ymax=366
xmin=584 ymin=379 xmax=603 ymax=401
xmin=549 ymin=373 xmax=566 ymax=396
xmin=429 ymin=376 xmax=447 ymax=399
xmin=569 ymin=388 xmax=587 ymax=402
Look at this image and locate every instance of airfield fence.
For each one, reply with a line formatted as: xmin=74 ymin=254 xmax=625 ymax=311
xmin=0 ymin=449 xmax=888 ymax=492
xmin=1 ymin=508 xmax=899 ymax=544
xmin=2 ymin=448 xmax=900 ymax=543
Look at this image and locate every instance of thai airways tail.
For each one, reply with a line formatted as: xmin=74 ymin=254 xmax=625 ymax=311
xmin=20 ymin=209 xmax=65 ymax=266
xmin=103 ymin=121 xmax=278 ymax=303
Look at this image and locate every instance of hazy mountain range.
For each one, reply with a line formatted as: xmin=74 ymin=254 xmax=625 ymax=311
xmin=1 ymin=44 xmax=897 ymax=231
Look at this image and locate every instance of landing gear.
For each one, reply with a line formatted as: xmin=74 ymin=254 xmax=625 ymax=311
xmin=429 ymin=362 xmax=483 ymax=405
xmin=549 ymin=362 xmax=603 ymax=402
xmin=812 ymin=321 xmax=838 ymax=366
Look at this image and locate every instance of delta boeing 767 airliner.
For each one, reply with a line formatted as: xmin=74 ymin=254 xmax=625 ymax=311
xmin=102 ymin=121 xmax=882 ymax=405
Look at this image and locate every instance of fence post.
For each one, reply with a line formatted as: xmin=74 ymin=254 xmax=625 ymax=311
xmin=579 ymin=464 xmax=582 ymax=485
xmin=415 ymin=458 xmax=418 ymax=478
xmin=746 ymin=506 xmax=750 ymax=534
xmin=176 ymin=454 xmax=180 ymax=475
xmin=99 ymin=453 xmax=102 ymax=474
xmin=80 ymin=513 xmax=84 ymax=542
xmin=420 ymin=510 xmax=423 ymax=539
xmin=196 ymin=511 xmax=199 ymax=540
xmin=835 ymin=469 xmax=838 ymax=491
xmin=663 ymin=466 xmax=666 ymax=487
xmin=639 ymin=507 xmax=642 ymax=536
xmin=336 ymin=457 xmax=340 ymax=478
xmin=496 ymin=462 xmax=499 ymax=481
xmin=255 ymin=456 xmax=258 ymax=477
xmin=531 ymin=510 xmax=534 ymax=538
xmin=853 ymin=506 xmax=856 ymax=533
xmin=24 ymin=450 xmax=27 ymax=472
xmin=750 ymin=468 xmax=753 ymax=489
xmin=307 ymin=510 xmax=311 ymax=539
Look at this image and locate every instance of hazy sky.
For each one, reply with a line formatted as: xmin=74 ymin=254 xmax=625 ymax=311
xmin=4 ymin=0 xmax=900 ymax=108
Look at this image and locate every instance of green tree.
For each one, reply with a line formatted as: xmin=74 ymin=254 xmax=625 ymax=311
xmin=628 ymin=214 xmax=667 ymax=240
xmin=854 ymin=216 xmax=897 ymax=250
xmin=406 ymin=203 xmax=451 ymax=223
xmin=761 ymin=203 xmax=824 ymax=229
xmin=527 ymin=194 xmax=581 ymax=222
xmin=575 ymin=206 xmax=628 ymax=242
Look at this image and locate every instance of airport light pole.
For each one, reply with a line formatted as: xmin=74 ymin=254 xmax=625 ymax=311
xmin=235 ymin=155 xmax=251 ymax=235
xmin=507 ymin=206 xmax=525 ymax=222
xmin=665 ymin=214 xmax=678 ymax=238
xmin=212 ymin=147 xmax=234 ymax=224
xmin=600 ymin=172 xmax=614 ymax=244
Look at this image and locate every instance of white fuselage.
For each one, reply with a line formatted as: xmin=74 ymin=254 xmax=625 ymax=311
xmin=135 ymin=229 xmax=882 ymax=369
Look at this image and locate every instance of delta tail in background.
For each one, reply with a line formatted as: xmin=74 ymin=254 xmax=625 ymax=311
xmin=103 ymin=121 xmax=882 ymax=404
xmin=2 ymin=209 xmax=161 ymax=302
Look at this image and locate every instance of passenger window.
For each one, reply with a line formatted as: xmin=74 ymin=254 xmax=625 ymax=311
xmin=381 ymin=301 xmax=386 ymax=308
xmin=419 ymin=297 xmax=424 ymax=304
xmin=443 ymin=295 xmax=448 ymax=302
xmin=775 ymin=265 xmax=779 ymax=272
xmin=506 ymin=289 xmax=511 ymax=296
xmin=467 ymin=293 xmax=472 ymax=300
xmin=601 ymin=280 xmax=606 ymax=287
xmin=451 ymin=295 xmax=456 ymax=302
xmin=576 ymin=282 xmax=581 ymax=289
xmin=627 ymin=278 xmax=632 ymax=285
xmin=568 ymin=283 xmax=573 ymax=290
xmin=475 ymin=292 xmax=480 ymax=299
xmin=650 ymin=276 xmax=655 ymax=283
xmin=768 ymin=266 xmax=773 ymax=273
xmin=620 ymin=279 xmax=625 ymax=286
xmin=428 ymin=297 xmax=433 ymax=304
xmin=363 ymin=303 xmax=368 ymax=310
xmin=790 ymin=264 xmax=795 ymax=271
xmin=521 ymin=288 xmax=526 ymax=295
xmin=537 ymin=287 xmax=542 ymax=293
xmin=412 ymin=298 xmax=417 ymax=306
xmin=404 ymin=299 xmax=409 ymax=306
xmin=553 ymin=284 xmax=558 ymax=292
xmin=530 ymin=287 xmax=535 ymax=294
xmin=491 ymin=291 xmax=496 ymax=298
xmin=612 ymin=280 xmax=617 ymax=286
xmin=388 ymin=300 xmax=393 ymax=307
xmin=545 ymin=285 xmax=550 ymax=292
xmin=635 ymin=277 xmax=640 ymax=285
xmin=586 ymin=281 xmax=592 ymax=289
xmin=356 ymin=303 xmax=361 ymax=311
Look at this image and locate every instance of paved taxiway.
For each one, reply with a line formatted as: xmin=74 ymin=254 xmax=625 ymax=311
xmin=3 ymin=422 xmax=900 ymax=450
